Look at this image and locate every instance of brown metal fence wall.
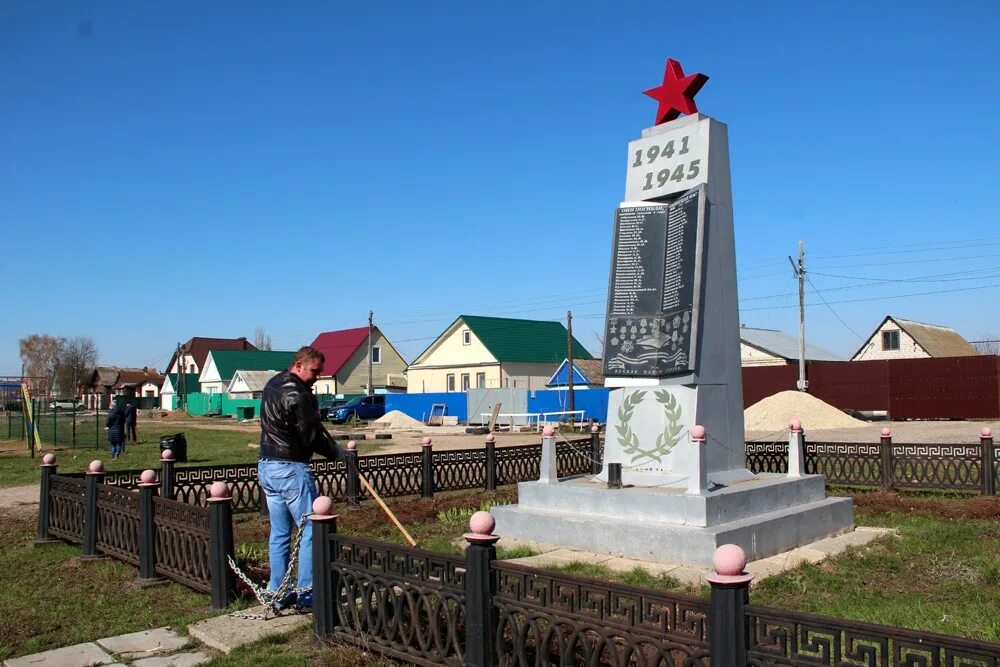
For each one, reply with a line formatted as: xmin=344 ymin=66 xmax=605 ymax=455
xmin=742 ymin=356 xmax=1000 ymax=419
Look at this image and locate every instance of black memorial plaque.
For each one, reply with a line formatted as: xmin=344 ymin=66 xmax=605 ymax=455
xmin=603 ymin=186 xmax=705 ymax=377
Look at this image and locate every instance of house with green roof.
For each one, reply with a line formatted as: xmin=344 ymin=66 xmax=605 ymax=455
xmin=406 ymin=315 xmax=593 ymax=393
xmin=159 ymin=373 xmax=200 ymax=411
xmin=197 ymin=350 xmax=296 ymax=395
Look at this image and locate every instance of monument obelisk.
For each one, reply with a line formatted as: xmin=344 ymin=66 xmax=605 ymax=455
xmin=601 ymin=59 xmax=750 ymax=486
xmin=491 ymin=59 xmax=854 ymax=565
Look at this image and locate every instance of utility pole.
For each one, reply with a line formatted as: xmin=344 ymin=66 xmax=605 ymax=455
xmin=788 ymin=240 xmax=807 ymax=391
xmin=567 ymin=310 xmax=574 ymax=426
xmin=367 ymin=310 xmax=374 ymax=397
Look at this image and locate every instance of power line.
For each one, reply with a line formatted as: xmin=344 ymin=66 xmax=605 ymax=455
xmin=805 ymin=275 xmax=864 ymax=340
xmin=740 ymin=280 xmax=1000 ymax=311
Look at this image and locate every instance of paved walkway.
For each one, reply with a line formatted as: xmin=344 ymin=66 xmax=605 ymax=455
xmin=3 ymin=611 xmax=312 ymax=667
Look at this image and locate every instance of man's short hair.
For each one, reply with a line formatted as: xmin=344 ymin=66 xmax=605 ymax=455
xmin=293 ymin=346 xmax=325 ymax=367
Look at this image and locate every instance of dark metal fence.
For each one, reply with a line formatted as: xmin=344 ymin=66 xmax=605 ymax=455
xmin=746 ymin=603 xmax=1000 ymax=667
xmin=310 ymin=512 xmax=1000 ymax=667
xmin=36 ymin=462 xmax=236 ymax=608
xmin=94 ymin=436 xmax=600 ymax=513
xmin=747 ymin=431 xmax=998 ymax=494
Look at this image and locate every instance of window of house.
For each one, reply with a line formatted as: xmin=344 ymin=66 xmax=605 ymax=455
xmin=461 ymin=374 xmax=470 ymax=391
xmin=882 ymin=330 xmax=900 ymax=351
xmin=145 ymin=390 xmax=154 ymax=397
xmin=476 ymin=372 xmax=486 ymax=389
xmin=446 ymin=374 xmax=456 ymax=392
xmin=188 ymin=364 xmax=195 ymax=373
xmin=462 ymin=330 xmax=471 ymax=345
xmin=371 ymin=346 xmax=382 ymax=364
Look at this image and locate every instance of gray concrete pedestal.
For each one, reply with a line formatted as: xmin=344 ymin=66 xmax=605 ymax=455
xmin=491 ymin=473 xmax=855 ymax=566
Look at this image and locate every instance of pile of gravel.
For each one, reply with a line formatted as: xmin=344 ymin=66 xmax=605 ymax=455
xmin=371 ymin=410 xmax=425 ymax=429
xmin=744 ymin=390 xmax=867 ymax=432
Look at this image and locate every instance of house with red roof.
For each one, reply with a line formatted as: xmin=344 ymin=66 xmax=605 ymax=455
xmin=164 ymin=336 xmax=256 ymax=375
xmin=309 ymin=326 xmax=407 ymax=395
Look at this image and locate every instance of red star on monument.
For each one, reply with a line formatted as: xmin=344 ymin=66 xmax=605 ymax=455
xmin=643 ymin=58 xmax=709 ymax=125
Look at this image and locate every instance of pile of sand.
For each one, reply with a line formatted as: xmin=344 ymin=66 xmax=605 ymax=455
xmin=372 ymin=410 xmax=425 ymax=429
xmin=744 ymin=390 xmax=867 ymax=432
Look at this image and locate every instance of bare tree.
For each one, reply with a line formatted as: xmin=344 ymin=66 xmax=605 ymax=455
xmin=56 ymin=336 xmax=99 ymax=397
xmin=971 ymin=334 xmax=1000 ymax=355
xmin=254 ymin=326 xmax=273 ymax=351
xmin=19 ymin=334 xmax=65 ymax=393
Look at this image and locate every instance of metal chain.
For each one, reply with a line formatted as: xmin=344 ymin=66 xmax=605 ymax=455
xmin=228 ymin=512 xmax=312 ymax=620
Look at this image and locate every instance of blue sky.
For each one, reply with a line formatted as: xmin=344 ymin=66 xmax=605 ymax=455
xmin=2 ymin=1 xmax=998 ymax=375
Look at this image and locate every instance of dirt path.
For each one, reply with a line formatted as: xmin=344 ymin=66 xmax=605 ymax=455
xmin=0 ymin=484 xmax=40 ymax=514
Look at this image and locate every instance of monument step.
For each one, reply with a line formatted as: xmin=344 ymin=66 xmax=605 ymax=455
xmin=491 ymin=495 xmax=854 ymax=566
xmin=515 ymin=473 xmax=829 ymax=528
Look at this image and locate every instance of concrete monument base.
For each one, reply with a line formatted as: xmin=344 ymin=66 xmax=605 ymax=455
xmin=491 ymin=473 xmax=855 ymax=566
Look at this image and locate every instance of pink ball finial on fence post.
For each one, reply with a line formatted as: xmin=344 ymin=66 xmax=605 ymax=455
xmin=139 ymin=469 xmax=158 ymax=486
xmin=160 ymin=449 xmax=175 ymax=462
xmin=789 ymin=419 xmax=802 ymax=433
xmin=705 ymin=544 xmax=754 ymax=585
xmin=88 ymin=460 xmax=104 ymax=474
xmin=208 ymin=481 xmax=230 ymax=502
xmin=312 ymin=495 xmax=336 ymax=520
xmin=347 ymin=440 xmax=357 ymax=452
xmin=591 ymin=424 xmax=601 ymax=434
xmin=485 ymin=433 xmax=495 ymax=444
xmin=421 ymin=436 xmax=433 ymax=447
xmin=982 ymin=427 xmax=992 ymax=438
xmin=41 ymin=453 xmax=56 ymax=466
xmin=464 ymin=510 xmax=500 ymax=545
xmin=543 ymin=425 xmax=556 ymax=438
xmin=881 ymin=427 xmax=892 ymax=438
xmin=690 ymin=425 xmax=706 ymax=442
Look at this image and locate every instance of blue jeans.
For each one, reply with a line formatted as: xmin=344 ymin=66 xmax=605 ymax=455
xmin=109 ymin=437 xmax=124 ymax=459
xmin=258 ymin=459 xmax=317 ymax=593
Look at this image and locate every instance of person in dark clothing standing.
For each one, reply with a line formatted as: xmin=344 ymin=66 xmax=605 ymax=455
xmin=258 ymin=346 xmax=342 ymax=611
xmin=106 ymin=401 xmax=126 ymax=460
xmin=125 ymin=401 xmax=138 ymax=442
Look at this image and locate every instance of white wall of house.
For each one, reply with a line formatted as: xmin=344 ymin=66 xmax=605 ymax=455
xmin=139 ymin=381 xmax=160 ymax=398
xmin=201 ymin=382 xmax=226 ymax=395
xmin=315 ymin=379 xmax=338 ymax=394
xmin=406 ymin=322 xmax=500 ymax=393
xmin=740 ymin=343 xmax=787 ymax=367
xmin=853 ymin=322 xmax=928 ymax=361
xmin=169 ymin=354 xmax=199 ymax=374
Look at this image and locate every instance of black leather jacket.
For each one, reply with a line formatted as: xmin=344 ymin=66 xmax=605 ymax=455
xmin=259 ymin=370 xmax=341 ymax=463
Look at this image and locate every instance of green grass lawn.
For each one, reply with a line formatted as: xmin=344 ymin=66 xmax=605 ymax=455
xmin=0 ymin=419 xmax=388 ymax=487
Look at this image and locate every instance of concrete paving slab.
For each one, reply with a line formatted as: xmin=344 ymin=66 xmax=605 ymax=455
xmin=97 ymin=627 xmax=188 ymax=660
xmin=131 ymin=651 xmax=212 ymax=667
xmin=602 ymin=558 xmax=680 ymax=576
xmin=4 ymin=642 xmax=115 ymax=667
xmin=186 ymin=607 xmax=310 ymax=654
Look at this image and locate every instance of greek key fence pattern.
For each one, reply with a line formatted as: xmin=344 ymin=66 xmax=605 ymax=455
xmin=326 ymin=534 xmax=466 ymax=667
xmin=746 ymin=604 xmax=1000 ymax=667
xmin=893 ymin=444 xmax=981 ymax=490
xmin=174 ymin=464 xmax=261 ymax=512
xmin=100 ymin=469 xmax=143 ymax=490
xmin=153 ymin=496 xmax=212 ymax=592
xmin=496 ymin=444 xmax=542 ymax=485
xmin=433 ymin=448 xmax=486 ymax=491
xmin=95 ymin=485 xmax=140 ymax=566
xmin=747 ymin=441 xmax=996 ymax=491
xmin=48 ymin=475 xmax=86 ymax=543
xmin=313 ymin=459 xmax=348 ymax=501
xmin=556 ymin=438 xmax=594 ymax=476
xmin=493 ymin=561 xmax=711 ymax=667
xmin=358 ymin=452 xmax=422 ymax=498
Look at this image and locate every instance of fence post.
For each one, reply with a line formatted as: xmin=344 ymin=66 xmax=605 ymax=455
xmin=208 ymin=482 xmax=236 ymax=609
xmin=981 ymin=427 xmax=995 ymax=497
xmin=311 ymin=496 xmax=339 ymax=642
xmin=160 ymin=449 xmax=176 ymax=500
xmin=137 ymin=469 xmax=163 ymax=582
xmin=34 ymin=453 xmax=60 ymax=544
xmin=52 ymin=405 xmax=56 ymax=448
xmin=706 ymin=544 xmax=753 ymax=667
xmin=346 ymin=441 xmax=360 ymax=507
xmin=81 ymin=460 xmax=105 ymax=560
xmin=485 ymin=434 xmax=497 ymax=492
xmin=539 ymin=426 xmax=557 ymax=483
xmin=464 ymin=511 xmax=499 ymax=667
xmin=879 ymin=427 xmax=894 ymax=490
xmin=688 ymin=425 xmax=708 ymax=496
xmin=591 ymin=424 xmax=602 ymax=475
xmin=72 ymin=406 xmax=77 ymax=448
xmin=421 ymin=437 xmax=434 ymax=499
xmin=787 ymin=420 xmax=805 ymax=478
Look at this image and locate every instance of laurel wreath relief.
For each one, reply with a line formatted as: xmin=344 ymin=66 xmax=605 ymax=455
xmin=616 ymin=389 xmax=684 ymax=464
